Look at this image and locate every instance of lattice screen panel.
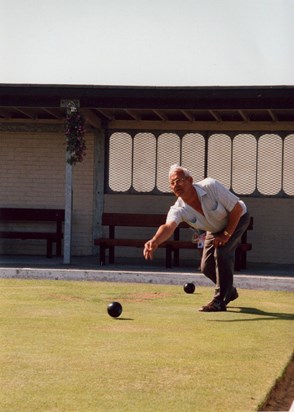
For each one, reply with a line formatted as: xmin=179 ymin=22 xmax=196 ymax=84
xmin=157 ymin=133 xmax=180 ymax=192
xmin=109 ymin=132 xmax=132 ymax=191
xmin=182 ymin=133 xmax=205 ymax=182
xmin=107 ymin=131 xmax=293 ymax=196
xmin=283 ymin=134 xmax=294 ymax=196
xmin=257 ymin=134 xmax=283 ymax=195
xmin=232 ymin=134 xmax=256 ymax=195
xmin=207 ymin=134 xmax=231 ymax=188
xmin=133 ymin=133 xmax=156 ymax=192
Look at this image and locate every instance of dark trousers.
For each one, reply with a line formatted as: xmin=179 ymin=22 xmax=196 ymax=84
xmin=200 ymin=212 xmax=251 ymax=302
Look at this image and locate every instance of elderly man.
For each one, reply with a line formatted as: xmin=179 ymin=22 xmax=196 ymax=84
xmin=143 ymin=164 xmax=250 ymax=312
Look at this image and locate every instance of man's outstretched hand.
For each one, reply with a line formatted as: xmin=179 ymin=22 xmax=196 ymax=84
xmin=143 ymin=239 xmax=158 ymax=260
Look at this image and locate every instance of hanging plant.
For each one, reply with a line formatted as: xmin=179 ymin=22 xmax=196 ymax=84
xmin=65 ymin=109 xmax=86 ymax=165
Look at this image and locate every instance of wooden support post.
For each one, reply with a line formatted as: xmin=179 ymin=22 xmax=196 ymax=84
xmin=60 ymin=99 xmax=80 ymax=264
xmin=63 ymin=159 xmax=73 ymax=264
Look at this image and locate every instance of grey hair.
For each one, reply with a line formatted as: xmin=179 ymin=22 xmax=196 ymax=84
xmin=168 ymin=164 xmax=192 ymax=179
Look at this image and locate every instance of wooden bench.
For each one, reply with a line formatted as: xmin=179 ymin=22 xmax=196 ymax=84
xmin=0 ymin=208 xmax=65 ymax=257
xmin=94 ymin=213 xmax=253 ymax=270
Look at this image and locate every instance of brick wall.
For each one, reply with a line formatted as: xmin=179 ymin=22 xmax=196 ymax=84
xmin=245 ymin=198 xmax=293 ymax=265
xmin=0 ymin=131 xmax=94 ymax=256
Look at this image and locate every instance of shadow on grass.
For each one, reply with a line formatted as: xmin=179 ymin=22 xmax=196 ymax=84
xmin=114 ymin=317 xmax=134 ymax=321
xmin=215 ymin=306 xmax=294 ymax=321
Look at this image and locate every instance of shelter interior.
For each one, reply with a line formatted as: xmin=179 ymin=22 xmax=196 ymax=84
xmin=0 ymin=84 xmax=293 ymax=267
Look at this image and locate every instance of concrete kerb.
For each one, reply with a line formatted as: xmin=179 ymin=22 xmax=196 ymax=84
xmin=1 ymin=267 xmax=293 ymax=291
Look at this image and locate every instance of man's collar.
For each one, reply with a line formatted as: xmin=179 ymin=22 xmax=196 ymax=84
xmin=194 ymin=183 xmax=206 ymax=197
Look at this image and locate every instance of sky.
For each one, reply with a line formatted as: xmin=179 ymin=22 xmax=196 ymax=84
xmin=1 ymin=0 xmax=294 ymax=86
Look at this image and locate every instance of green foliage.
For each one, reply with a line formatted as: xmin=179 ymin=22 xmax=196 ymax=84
xmin=65 ymin=111 xmax=86 ymax=165
xmin=1 ymin=279 xmax=293 ymax=412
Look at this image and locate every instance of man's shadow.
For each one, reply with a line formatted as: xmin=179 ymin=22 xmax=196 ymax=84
xmin=211 ymin=306 xmax=294 ymax=322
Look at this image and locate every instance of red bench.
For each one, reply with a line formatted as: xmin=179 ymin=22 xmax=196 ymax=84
xmin=94 ymin=213 xmax=253 ymax=270
xmin=0 ymin=208 xmax=65 ymax=257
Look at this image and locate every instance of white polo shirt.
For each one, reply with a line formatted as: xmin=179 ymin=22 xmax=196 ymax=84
xmin=166 ymin=177 xmax=247 ymax=233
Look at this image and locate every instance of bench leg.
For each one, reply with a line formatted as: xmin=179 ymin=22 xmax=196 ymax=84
xmin=166 ymin=246 xmax=172 ymax=268
xmin=56 ymin=239 xmax=62 ymax=257
xmin=100 ymin=245 xmax=106 ymax=265
xmin=109 ymin=246 xmax=115 ymax=264
xmin=241 ymin=250 xmax=247 ymax=269
xmin=173 ymin=249 xmax=180 ymax=267
xmin=47 ymin=240 xmax=53 ymax=258
xmin=234 ymin=246 xmax=241 ymax=271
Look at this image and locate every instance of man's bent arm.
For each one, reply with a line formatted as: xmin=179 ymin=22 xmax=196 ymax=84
xmin=225 ymin=202 xmax=244 ymax=236
xmin=213 ymin=202 xmax=244 ymax=248
xmin=143 ymin=221 xmax=177 ymax=260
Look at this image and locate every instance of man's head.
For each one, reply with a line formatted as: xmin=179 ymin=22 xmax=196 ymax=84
xmin=168 ymin=164 xmax=193 ymax=198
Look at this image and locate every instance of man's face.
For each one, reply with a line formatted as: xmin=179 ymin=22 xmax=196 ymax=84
xmin=169 ymin=170 xmax=193 ymax=198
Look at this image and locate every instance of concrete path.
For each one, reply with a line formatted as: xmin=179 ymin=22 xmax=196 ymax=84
xmin=0 ymin=256 xmax=293 ymax=291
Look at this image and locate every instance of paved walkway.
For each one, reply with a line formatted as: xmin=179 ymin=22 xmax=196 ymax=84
xmin=0 ymin=256 xmax=293 ymax=291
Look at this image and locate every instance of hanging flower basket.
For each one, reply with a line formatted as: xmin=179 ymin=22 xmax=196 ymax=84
xmin=65 ymin=110 xmax=86 ymax=165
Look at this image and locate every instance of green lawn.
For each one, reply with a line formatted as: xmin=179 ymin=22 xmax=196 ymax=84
xmin=1 ymin=279 xmax=293 ymax=412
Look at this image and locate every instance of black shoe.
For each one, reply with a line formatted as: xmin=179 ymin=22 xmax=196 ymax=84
xmin=225 ymin=287 xmax=239 ymax=305
xmin=199 ymin=298 xmax=227 ymax=312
